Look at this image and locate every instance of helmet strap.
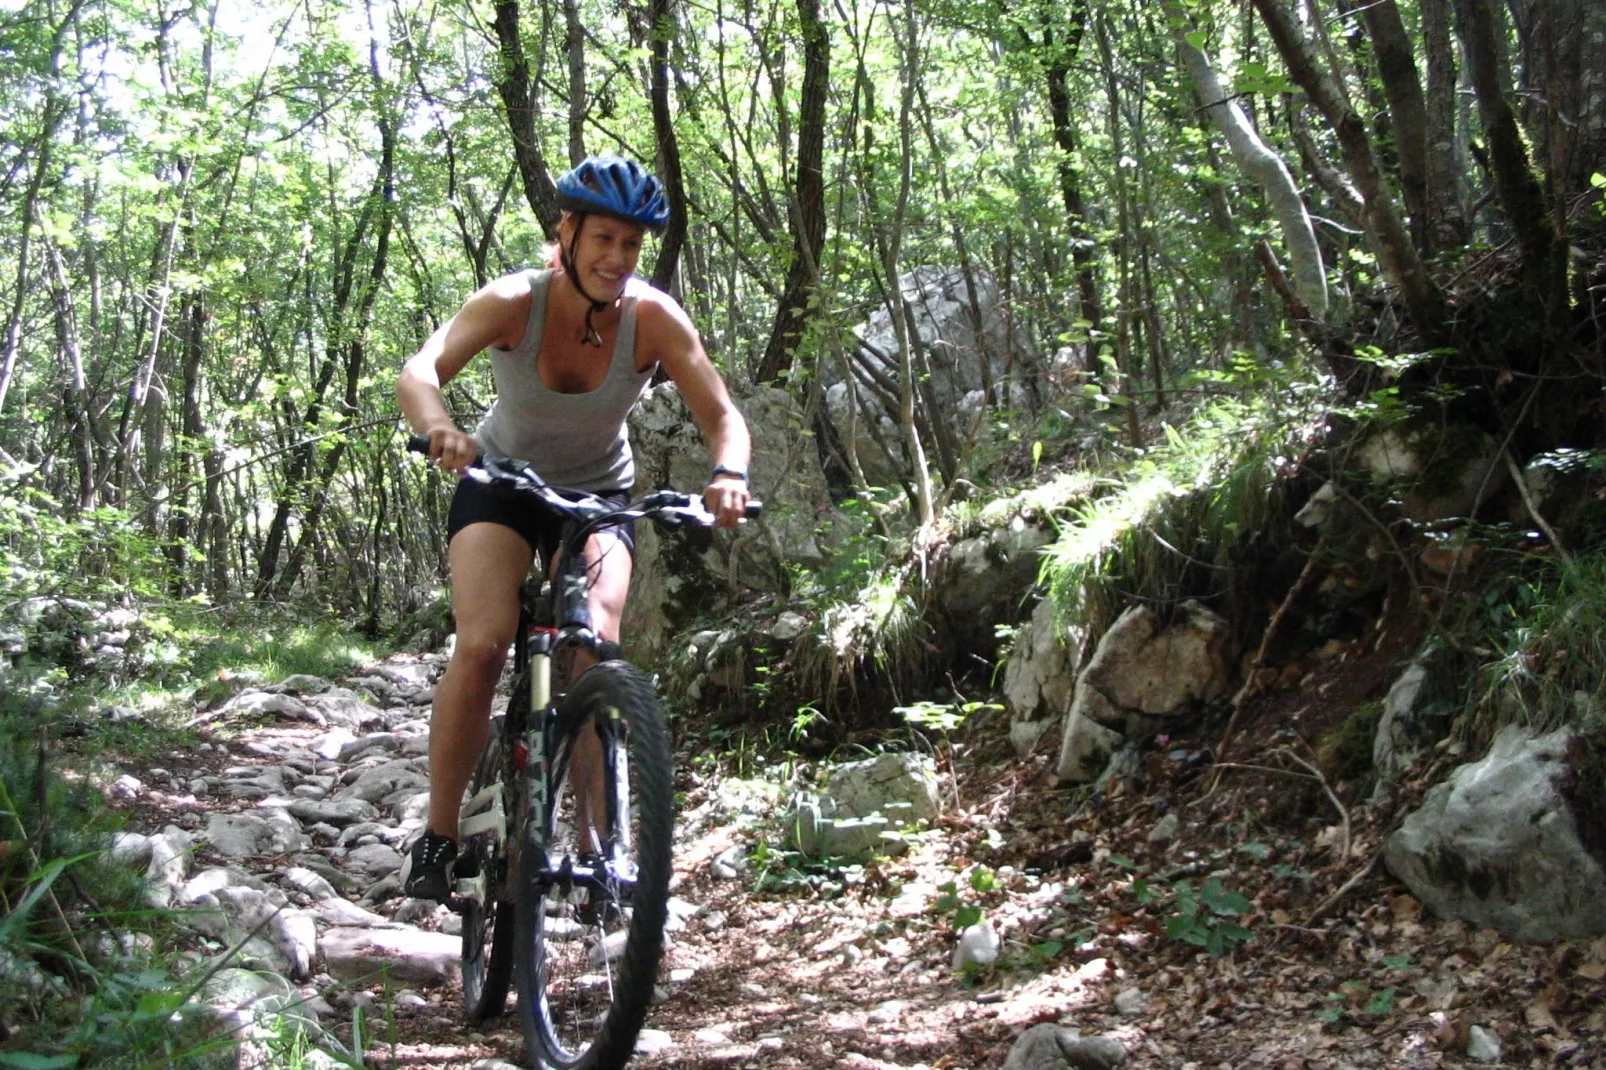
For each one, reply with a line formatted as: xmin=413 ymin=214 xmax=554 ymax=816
xmin=558 ymin=214 xmax=609 ymax=348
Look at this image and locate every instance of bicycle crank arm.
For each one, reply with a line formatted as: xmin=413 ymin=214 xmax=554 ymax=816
xmin=454 ymin=871 xmax=489 ymax=906
xmin=457 ymin=788 xmax=507 ymax=847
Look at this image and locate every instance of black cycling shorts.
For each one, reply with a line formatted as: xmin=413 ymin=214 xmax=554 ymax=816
xmin=446 ymin=476 xmax=636 ymax=569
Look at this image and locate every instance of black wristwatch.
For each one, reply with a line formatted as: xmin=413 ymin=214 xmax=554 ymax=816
xmin=710 ymin=464 xmax=749 ymax=484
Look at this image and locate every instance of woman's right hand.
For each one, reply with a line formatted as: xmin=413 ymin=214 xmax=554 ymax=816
xmin=424 ymin=426 xmax=479 ymax=475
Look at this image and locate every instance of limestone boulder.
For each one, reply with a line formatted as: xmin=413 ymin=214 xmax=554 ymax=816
xmin=1384 ymin=726 xmax=1606 ymax=941
xmin=785 ymin=752 xmax=941 ymax=860
xmin=1055 ymin=602 xmax=1234 ymax=782
xmin=626 ymin=380 xmax=831 ymax=665
xmin=1003 ymin=597 xmax=1083 ymax=755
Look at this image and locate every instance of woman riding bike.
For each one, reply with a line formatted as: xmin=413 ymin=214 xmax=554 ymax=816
xmin=396 ymin=154 xmax=752 ymax=901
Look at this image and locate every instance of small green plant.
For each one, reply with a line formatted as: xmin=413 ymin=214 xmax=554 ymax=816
xmin=934 ymin=865 xmax=998 ymax=930
xmin=1164 ymin=878 xmax=1254 ymax=956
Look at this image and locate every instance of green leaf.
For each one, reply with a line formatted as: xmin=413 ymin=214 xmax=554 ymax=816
xmin=1184 ymin=30 xmax=1208 ymax=50
xmin=1365 ymin=987 xmax=1397 ymax=1015
xmin=0 ymin=1055 xmax=80 ymax=1069
xmin=955 ymin=905 xmax=983 ymax=928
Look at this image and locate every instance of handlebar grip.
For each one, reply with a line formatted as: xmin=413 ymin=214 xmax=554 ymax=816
xmin=745 ymin=501 xmax=763 ymax=519
xmin=406 ymin=433 xmax=431 ymax=454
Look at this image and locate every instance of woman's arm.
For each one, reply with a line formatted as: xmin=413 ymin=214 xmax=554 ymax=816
xmin=397 ymin=274 xmax=531 ymax=473
xmin=640 ymin=294 xmax=752 ymax=527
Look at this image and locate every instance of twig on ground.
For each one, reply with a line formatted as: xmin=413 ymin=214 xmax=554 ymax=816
xmin=1279 ymin=747 xmax=1351 ymax=862
xmin=1203 ymin=540 xmax=1325 ymax=796
xmin=1504 ymin=449 xmax=1572 ymax=566
xmin=1306 ymin=850 xmax=1381 ymax=927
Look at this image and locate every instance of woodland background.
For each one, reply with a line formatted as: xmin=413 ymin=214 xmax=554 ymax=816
xmin=3 ymin=0 xmax=1600 ymax=625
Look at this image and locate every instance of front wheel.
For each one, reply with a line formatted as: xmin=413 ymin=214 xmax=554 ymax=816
xmin=460 ymin=715 xmax=516 ymax=1021
xmin=515 ymin=661 xmax=673 ymax=1070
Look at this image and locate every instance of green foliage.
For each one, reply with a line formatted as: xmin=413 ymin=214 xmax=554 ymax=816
xmin=1039 ymin=384 xmax=1315 ymax=634
xmin=1162 ymin=878 xmax=1254 ymax=956
xmin=1469 ymin=549 xmax=1606 ymax=741
xmin=1319 ymin=702 xmax=1385 ymax=781
xmin=893 ymin=699 xmax=1002 ymax=735
xmin=934 ymin=865 xmax=998 ymax=931
xmin=0 ymin=692 xmax=237 ymax=1068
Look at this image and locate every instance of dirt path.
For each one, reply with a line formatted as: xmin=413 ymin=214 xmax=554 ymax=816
xmin=102 ymin=655 xmax=1606 ymax=1070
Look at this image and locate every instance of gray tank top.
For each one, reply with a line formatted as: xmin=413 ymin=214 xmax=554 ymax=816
xmin=474 ymin=269 xmax=657 ymax=491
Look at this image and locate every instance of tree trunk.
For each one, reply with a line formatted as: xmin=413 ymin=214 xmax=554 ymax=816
xmin=1357 ymin=0 xmax=1431 ymax=255
xmin=648 ymin=0 xmax=689 ymax=291
xmin=1420 ymin=0 xmax=1469 ymax=250
xmin=563 ymin=0 xmax=586 ymax=166
xmin=1453 ymin=0 xmax=1565 ymax=313
xmin=1166 ymin=0 xmax=1328 ymax=317
xmin=1251 ymin=0 xmax=1443 ymax=336
xmin=493 ymin=0 xmax=561 ymax=236
xmin=755 ymin=0 xmax=828 ymax=384
xmin=1034 ymin=3 xmax=1104 ymax=336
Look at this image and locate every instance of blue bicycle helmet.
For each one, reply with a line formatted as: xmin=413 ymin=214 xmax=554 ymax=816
xmin=554 ymin=155 xmax=670 ymax=233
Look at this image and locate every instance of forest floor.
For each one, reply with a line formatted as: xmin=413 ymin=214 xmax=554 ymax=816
xmin=101 ymin=644 xmax=1606 ymax=1070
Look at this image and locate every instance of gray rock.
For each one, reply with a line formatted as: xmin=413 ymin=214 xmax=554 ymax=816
xmin=1056 ymin=601 xmax=1233 ymax=782
xmin=321 ymin=927 xmax=459 ymax=986
xmin=1146 ymin=813 xmax=1179 ymax=844
xmin=202 ymin=967 xmax=293 ymax=1009
xmin=206 ymin=814 xmax=300 ymax=859
xmin=312 ymin=728 xmax=358 ymax=760
xmin=1004 ymin=598 xmax=1083 ymax=756
xmin=274 ymin=910 xmax=318 ymax=980
xmin=110 ymin=831 xmax=152 ymax=868
xmin=146 ymin=826 xmax=195 ymax=887
xmin=279 ymin=674 xmax=332 ymax=695
xmin=339 ymin=759 xmax=427 ymax=804
xmin=343 ymin=843 xmax=403 ymax=879
xmin=1375 ymin=660 xmax=1437 ymax=781
xmin=1467 ymin=1024 xmax=1501 ymax=1063
xmin=784 ymin=752 xmax=941 ymax=860
xmin=287 ymin=797 xmax=379 ymax=827
xmin=952 ymin=920 xmax=1000 ymax=969
xmin=1384 ymin=726 xmax=1606 ymax=941
xmin=1002 ymin=1024 xmax=1126 ymax=1070
xmin=634 ymin=1028 xmax=675 ymax=1055
xmin=280 ymin=867 xmax=341 ymax=902
xmin=1113 ymin=987 xmax=1148 ymax=1016
xmin=307 ymin=688 xmax=385 ymax=730
xmin=223 ymin=691 xmax=317 ymax=723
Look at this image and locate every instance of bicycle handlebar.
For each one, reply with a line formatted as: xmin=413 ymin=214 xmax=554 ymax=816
xmin=404 ymin=433 xmax=762 ymax=529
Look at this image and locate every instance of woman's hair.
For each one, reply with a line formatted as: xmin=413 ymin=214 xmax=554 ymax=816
xmin=541 ymin=238 xmax=563 ymax=271
xmin=539 ymin=213 xmax=573 ymax=271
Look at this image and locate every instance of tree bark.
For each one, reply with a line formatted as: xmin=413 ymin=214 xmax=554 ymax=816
xmin=1034 ymin=3 xmax=1104 ymax=336
xmin=1166 ymin=3 xmax=1328 ymax=318
xmin=1453 ymin=0 xmax=1564 ymax=311
xmin=493 ymin=0 xmax=561 ymax=236
xmin=648 ymin=0 xmax=688 ymax=291
xmin=754 ymin=0 xmax=828 ymax=383
xmin=1420 ymin=0 xmax=1468 ymax=250
xmin=563 ymin=0 xmax=586 ymax=165
xmin=1251 ymin=0 xmax=1443 ymax=336
xmin=1357 ymin=0 xmax=1431 ymax=254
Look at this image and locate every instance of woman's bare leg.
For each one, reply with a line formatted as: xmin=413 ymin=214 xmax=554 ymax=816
xmin=561 ymin=530 xmax=632 ymax=850
xmin=427 ymin=522 xmax=534 ymax=840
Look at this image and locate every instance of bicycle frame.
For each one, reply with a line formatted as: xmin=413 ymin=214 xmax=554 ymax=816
xmin=455 ymin=510 xmax=637 ymax=909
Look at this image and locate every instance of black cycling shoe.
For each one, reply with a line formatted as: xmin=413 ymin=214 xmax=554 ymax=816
xmin=402 ymin=831 xmax=459 ymax=902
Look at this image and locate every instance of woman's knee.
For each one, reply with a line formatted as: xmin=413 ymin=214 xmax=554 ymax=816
xmin=450 ymin=631 xmax=512 ymax=674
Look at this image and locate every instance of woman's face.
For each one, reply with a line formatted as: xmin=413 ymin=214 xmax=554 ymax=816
xmin=563 ymin=214 xmax=646 ymax=301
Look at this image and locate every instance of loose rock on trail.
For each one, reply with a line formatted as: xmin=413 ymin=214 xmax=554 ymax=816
xmin=101 ymin=652 xmax=1606 ymax=1070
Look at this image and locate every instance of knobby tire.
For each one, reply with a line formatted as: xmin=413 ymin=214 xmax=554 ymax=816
xmin=515 ymin=661 xmax=673 ymax=1070
xmin=461 ymin=713 xmax=516 ymax=1021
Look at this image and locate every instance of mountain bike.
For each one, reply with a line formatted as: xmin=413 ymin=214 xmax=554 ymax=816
xmin=406 ymin=434 xmax=759 ymax=1069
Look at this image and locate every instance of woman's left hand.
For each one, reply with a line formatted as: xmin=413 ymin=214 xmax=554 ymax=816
xmin=704 ymin=474 xmax=750 ymax=528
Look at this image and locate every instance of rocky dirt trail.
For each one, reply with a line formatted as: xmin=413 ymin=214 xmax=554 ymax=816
xmin=99 ymin=652 xmax=1606 ymax=1070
